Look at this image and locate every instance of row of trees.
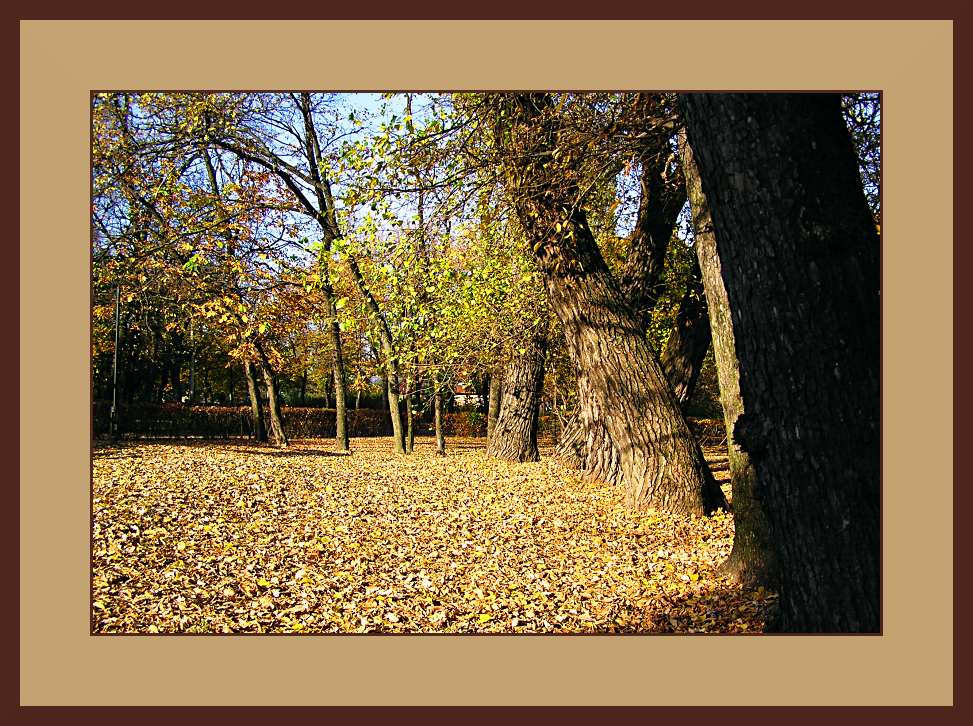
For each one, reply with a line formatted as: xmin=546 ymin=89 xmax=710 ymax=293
xmin=92 ymin=91 xmax=880 ymax=631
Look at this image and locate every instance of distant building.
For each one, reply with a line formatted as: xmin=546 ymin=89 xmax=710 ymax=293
xmin=452 ymin=382 xmax=483 ymax=408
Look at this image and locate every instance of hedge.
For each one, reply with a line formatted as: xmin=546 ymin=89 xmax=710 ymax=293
xmin=93 ymin=402 xmax=726 ymax=447
xmin=93 ymin=402 xmax=390 ymax=440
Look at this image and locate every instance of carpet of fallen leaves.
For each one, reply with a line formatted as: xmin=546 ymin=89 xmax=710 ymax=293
xmin=92 ymin=437 xmax=777 ymax=634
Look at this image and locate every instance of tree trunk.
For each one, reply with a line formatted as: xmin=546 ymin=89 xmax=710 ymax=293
xmin=659 ymin=256 xmax=712 ymax=406
xmin=332 ymin=356 xmax=349 ymax=451
xmin=171 ymin=362 xmax=182 ymax=402
xmin=404 ymin=377 xmax=415 ymax=454
xmin=554 ymin=125 xmax=689 ymax=482
xmin=681 ymin=93 xmax=880 ymax=631
xmin=296 ymin=92 xmax=351 ymax=453
xmin=244 ymin=361 xmax=267 ymax=443
xmin=486 ymin=369 xmax=503 ymax=444
xmin=491 ymin=93 xmax=725 ymax=515
xmin=321 ymin=372 xmax=331 ymax=409
xmin=300 ymin=370 xmax=307 ymax=406
xmin=260 ymin=364 xmax=288 ymax=448
xmin=477 ymin=374 xmax=490 ymax=414
xmin=386 ymin=375 xmax=406 ymax=454
xmin=487 ymin=324 xmax=547 ymax=463
xmin=433 ymin=377 xmax=446 ymax=456
xmin=679 ymin=129 xmax=774 ymax=588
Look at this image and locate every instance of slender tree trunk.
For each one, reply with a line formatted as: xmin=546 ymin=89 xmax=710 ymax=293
xmin=300 ymin=370 xmax=307 ymax=406
xmin=355 ymin=388 xmax=362 ymax=410
xmin=244 ymin=361 xmax=267 ymax=443
xmin=156 ymin=367 xmax=167 ymax=404
xmin=385 ymin=374 xmax=406 ymax=454
xmin=659 ymin=256 xmax=712 ymax=406
xmin=332 ymin=357 xmax=349 ymax=451
xmin=486 ymin=369 xmax=503 ymax=444
xmin=404 ymin=377 xmax=415 ymax=454
xmin=171 ymin=363 xmax=183 ymax=402
xmin=679 ymin=129 xmax=773 ymax=588
xmin=681 ymin=93 xmax=880 ymax=631
xmin=433 ymin=376 xmax=446 ymax=456
xmin=259 ymin=363 xmax=288 ymax=448
xmin=487 ymin=324 xmax=548 ymax=463
xmin=297 ymin=93 xmax=351 ymax=453
xmin=491 ymin=94 xmax=725 ymax=515
xmin=321 ymin=372 xmax=331 ymax=409
xmin=477 ymin=374 xmax=489 ymax=414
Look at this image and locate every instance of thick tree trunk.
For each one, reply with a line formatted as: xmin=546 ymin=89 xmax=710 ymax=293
xmin=244 ymin=361 xmax=267 ymax=443
xmin=681 ymin=93 xmax=880 ymax=631
xmin=260 ymin=364 xmax=288 ymax=448
xmin=492 ymin=93 xmax=725 ymax=515
xmin=554 ymin=127 xmax=690 ymax=481
xmin=679 ymin=129 xmax=774 ymax=588
xmin=487 ymin=324 xmax=548 ymax=463
xmin=659 ymin=256 xmax=712 ymax=406
xmin=486 ymin=369 xmax=503 ymax=444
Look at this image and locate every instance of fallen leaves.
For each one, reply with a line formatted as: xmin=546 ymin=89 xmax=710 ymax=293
xmin=91 ymin=438 xmax=775 ymax=634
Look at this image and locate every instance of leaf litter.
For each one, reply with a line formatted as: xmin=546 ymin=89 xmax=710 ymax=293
xmin=92 ymin=438 xmax=776 ymax=634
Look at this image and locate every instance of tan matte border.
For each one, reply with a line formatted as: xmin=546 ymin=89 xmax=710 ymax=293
xmin=20 ymin=20 xmax=952 ymax=706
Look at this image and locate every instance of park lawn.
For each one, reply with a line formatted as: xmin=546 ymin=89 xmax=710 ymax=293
xmin=92 ymin=437 xmax=776 ymax=634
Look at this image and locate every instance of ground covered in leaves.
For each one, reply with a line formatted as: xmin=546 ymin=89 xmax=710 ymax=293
xmin=92 ymin=437 xmax=776 ymax=634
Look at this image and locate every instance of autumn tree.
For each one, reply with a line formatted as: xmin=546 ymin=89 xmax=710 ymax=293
xmin=481 ymin=93 xmax=726 ymax=515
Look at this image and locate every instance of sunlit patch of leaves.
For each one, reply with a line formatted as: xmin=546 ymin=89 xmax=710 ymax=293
xmin=92 ymin=438 xmax=775 ymax=634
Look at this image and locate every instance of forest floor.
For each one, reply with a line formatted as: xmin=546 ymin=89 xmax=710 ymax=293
xmin=92 ymin=437 xmax=777 ymax=634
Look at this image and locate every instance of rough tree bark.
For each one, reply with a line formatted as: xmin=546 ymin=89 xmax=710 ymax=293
xmin=244 ymin=361 xmax=267 ymax=443
xmin=487 ymin=324 xmax=548 ymax=463
xmin=259 ymin=363 xmax=288 ymax=448
xmin=553 ymin=125 xmax=691 ymax=484
xmin=681 ymin=93 xmax=880 ymax=631
xmin=679 ymin=129 xmax=774 ymax=588
xmin=659 ymin=256 xmax=712 ymax=406
xmin=490 ymin=94 xmax=726 ymax=515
